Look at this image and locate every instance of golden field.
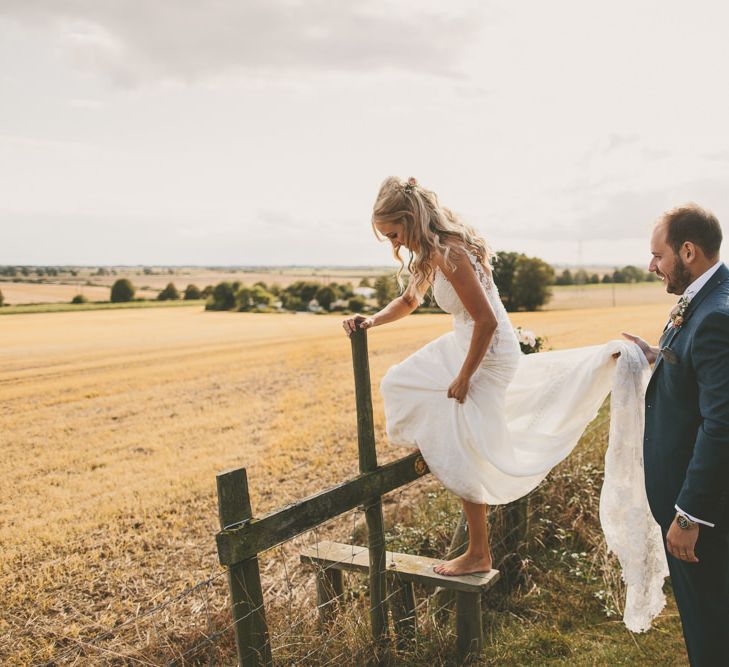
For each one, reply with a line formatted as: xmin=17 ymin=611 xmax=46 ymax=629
xmin=544 ymin=281 xmax=671 ymax=310
xmin=0 ymin=282 xmax=159 ymax=305
xmin=0 ymin=301 xmax=675 ymax=664
xmin=0 ymin=266 xmax=387 ymax=305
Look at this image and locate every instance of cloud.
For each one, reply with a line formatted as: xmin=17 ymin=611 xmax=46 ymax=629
xmin=604 ymin=133 xmax=638 ymax=153
xmin=1 ymin=1 xmax=483 ymax=86
xmin=564 ymin=180 xmax=729 ymax=242
xmin=704 ymin=149 xmax=729 ymax=162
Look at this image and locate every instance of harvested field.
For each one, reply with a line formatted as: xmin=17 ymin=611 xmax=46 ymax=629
xmin=0 ymin=282 xmax=158 ymax=305
xmin=85 ymin=268 xmax=388 ymax=291
xmin=0 ymin=265 xmax=388 ymax=304
xmin=545 ymin=281 xmax=673 ymax=310
xmin=1 ymin=305 xmax=672 ymax=663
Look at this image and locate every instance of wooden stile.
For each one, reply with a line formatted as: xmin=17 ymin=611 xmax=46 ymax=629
xmin=213 ymin=326 xmax=511 ymax=664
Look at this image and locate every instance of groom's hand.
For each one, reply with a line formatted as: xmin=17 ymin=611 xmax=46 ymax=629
xmin=666 ymin=520 xmax=700 ymax=563
xmin=621 ymin=332 xmax=658 ymax=364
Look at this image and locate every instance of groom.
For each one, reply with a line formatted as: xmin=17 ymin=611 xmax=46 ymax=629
xmin=624 ymin=203 xmax=729 ymax=666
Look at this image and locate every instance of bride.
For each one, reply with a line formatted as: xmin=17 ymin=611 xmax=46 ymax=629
xmin=343 ymin=176 xmax=520 ymax=576
xmin=342 ymin=176 xmax=668 ymax=631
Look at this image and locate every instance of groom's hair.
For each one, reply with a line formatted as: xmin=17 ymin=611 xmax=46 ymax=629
xmin=662 ymin=203 xmax=722 ymax=260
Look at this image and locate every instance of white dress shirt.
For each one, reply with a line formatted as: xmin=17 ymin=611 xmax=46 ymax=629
xmin=673 ymin=261 xmax=723 ymax=527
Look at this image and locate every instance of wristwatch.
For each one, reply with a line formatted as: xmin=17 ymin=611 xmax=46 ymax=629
xmin=675 ymin=513 xmax=699 ymax=530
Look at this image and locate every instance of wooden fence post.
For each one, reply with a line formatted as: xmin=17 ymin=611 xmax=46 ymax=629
xmin=217 ymin=468 xmax=272 ymax=667
xmin=456 ymin=590 xmax=483 ymax=664
xmin=389 ymin=573 xmax=416 ymax=650
xmin=315 ymin=568 xmax=344 ymax=625
xmin=351 ymin=327 xmax=389 ymax=647
xmin=505 ymin=495 xmax=531 ymax=552
xmin=434 ymin=510 xmax=469 ymax=620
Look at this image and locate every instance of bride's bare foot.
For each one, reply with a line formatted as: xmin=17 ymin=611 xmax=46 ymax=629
xmin=433 ymin=551 xmax=492 ymax=576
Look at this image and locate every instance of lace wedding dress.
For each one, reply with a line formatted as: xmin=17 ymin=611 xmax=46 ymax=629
xmin=380 ymin=252 xmax=668 ymax=632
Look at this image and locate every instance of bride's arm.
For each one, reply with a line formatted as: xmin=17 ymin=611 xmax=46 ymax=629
xmin=342 ymin=294 xmax=419 ymax=337
xmin=436 ymin=249 xmax=498 ymax=381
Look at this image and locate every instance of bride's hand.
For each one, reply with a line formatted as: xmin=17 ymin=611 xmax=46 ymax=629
xmin=342 ymin=314 xmax=376 ymax=337
xmin=447 ymin=373 xmax=470 ymax=404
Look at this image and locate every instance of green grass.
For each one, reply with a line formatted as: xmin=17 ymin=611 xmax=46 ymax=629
xmin=0 ymin=299 xmax=206 ymax=315
xmin=265 ymin=400 xmax=686 ymax=665
xmin=378 ymin=400 xmax=687 ymax=666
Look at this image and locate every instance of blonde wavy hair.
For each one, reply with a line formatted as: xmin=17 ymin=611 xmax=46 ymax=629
xmin=371 ymin=176 xmax=492 ymax=304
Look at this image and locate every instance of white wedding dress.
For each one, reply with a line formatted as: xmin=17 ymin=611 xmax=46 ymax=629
xmin=380 ymin=252 xmax=668 ymax=633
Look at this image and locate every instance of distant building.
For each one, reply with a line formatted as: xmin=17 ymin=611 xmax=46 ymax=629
xmin=353 ymin=286 xmax=375 ymax=298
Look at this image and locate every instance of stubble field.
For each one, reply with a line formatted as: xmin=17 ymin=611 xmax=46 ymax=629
xmin=0 ymin=266 xmax=388 ymax=306
xmin=1 ymin=297 xmax=677 ymax=664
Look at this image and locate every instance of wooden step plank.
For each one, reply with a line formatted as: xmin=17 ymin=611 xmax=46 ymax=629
xmin=300 ymin=541 xmax=499 ymax=594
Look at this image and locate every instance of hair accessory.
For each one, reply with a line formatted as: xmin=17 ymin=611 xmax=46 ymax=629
xmin=403 ymin=177 xmax=418 ymax=193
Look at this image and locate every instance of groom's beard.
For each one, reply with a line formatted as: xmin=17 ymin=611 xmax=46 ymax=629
xmin=664 ymin=255 xmax=693 ymax=295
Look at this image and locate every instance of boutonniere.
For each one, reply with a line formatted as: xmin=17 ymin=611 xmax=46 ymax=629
xmin=670 ymin=295 xmax=690 ymax=328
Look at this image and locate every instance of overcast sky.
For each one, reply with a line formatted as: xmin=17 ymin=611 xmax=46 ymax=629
xmin=2 ymin=0 xmax=729 ymax=267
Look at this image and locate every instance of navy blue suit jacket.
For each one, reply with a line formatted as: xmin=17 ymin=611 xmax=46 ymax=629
xmin=644 ymin=263 xmax=729 ymax=530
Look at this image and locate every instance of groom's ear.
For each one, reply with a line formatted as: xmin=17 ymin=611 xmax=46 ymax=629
xmin=681 ymin=241 xmax=698 ymax=264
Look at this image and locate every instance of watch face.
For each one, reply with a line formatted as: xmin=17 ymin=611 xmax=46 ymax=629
xmin=677 ymin=515 xmax=689 ymax=529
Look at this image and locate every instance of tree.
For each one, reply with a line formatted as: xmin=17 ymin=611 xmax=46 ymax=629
xmin=359 ymin=277 xmax=372 ymax=288
xmin=491 ymin=251 xmax=520 ymax=311
xmin=237 ymin=287 xmax=253 ymax=311
xmin=0 ymin=289 xmax=4 ymax=306
xmin=251 ymin=285 xmax=275 ymax=308
xmin=512 ymin=256 xmax=554 ymax=311
xmin=283 ymin=295 xmax=305 ymax=311
xmin=348 ymin=296 xmax=367 ymax=312
xmin=206 ymin=282 xmax=236 ymax=310
xmin=622 ymin=265 xmax=646 ymax=283
xmin=555 ymin=269 xmax=574 ymax=286
xmin=373 ymin=274 xmax=399 ymax=307
xmin=315 ymin=286 xmax=337 ymax=311
xmin=590 ymin=273 xmax=600 ymax=284
xmin=337 ymin=282 xmax=355 ymax=299
xmin=71 ymin=294 xmax=88 ymax=304
xmin=602 ymin=273 xmax=613 ymax=283
xmin=157 ymin=283 xmax=180 ymax=300
xmin=282 ymin=281 xmax=320 ymax=309
xmin=574 ymin=269 xmax=589 ymax=285
xmin=184 ymin=284 xmax=202 ymax=300
xmin=110 ymin=279 xmax=135 ymax=303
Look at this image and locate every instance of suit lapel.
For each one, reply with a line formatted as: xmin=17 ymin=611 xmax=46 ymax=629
xmin=650 ymin=263 xmax=728 ymax=380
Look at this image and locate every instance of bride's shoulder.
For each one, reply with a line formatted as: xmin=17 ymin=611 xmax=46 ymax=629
xmin=433 ymin=244 xmax=494 ymax=286
xmin=432 ymin=241 xmax=469 ymax=267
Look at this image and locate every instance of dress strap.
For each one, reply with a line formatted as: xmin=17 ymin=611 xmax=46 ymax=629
xmin=466 ymin=252 xmax=491 ymax=287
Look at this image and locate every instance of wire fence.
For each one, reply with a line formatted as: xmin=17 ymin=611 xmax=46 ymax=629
xmin=12 ymin=410 xmax=614 ymax=666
